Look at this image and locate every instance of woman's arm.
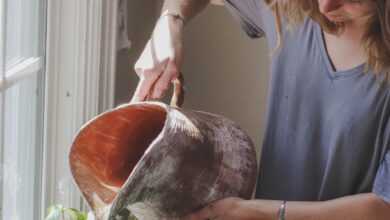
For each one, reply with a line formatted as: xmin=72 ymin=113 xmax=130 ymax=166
xmin=187 ymin=193 xmax=390 ymax=220
xmin=132 ymin=0 xmax=211 ymax=101
xmin=160 ymin=0 xmax=211 ymax=25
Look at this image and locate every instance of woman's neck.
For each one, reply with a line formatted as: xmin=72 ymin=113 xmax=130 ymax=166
xmin=323 ymin=21 xmax=367 ymax=71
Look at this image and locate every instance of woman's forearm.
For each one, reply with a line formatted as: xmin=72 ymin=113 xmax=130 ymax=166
xmin=241 ymin=193 xmax=390 ymax=220
xmin=161 ymin=0 xmax=210 ymax=24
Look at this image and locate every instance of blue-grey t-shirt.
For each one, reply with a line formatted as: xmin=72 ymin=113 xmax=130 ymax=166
xmin=224 ymin=0 xmax=390 ymax=203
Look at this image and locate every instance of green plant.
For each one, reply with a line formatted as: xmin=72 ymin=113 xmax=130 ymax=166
xmin=45 ymin=205 xmax=88 ymax=220
xmin=45 ymin=204 xmax=141 ymax=220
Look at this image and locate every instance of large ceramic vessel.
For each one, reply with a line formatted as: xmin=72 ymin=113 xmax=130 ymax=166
xmin=69 ymin=76 xmax=258 ymax=220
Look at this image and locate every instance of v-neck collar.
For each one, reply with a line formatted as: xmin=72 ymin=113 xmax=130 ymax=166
xmin=314 ymin=21 xmax=365 ymax=80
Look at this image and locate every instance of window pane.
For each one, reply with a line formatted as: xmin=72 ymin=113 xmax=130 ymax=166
xmin=6 ymin=0 xmax=43 ymax=70
xmin=1 ymin=0 xmax=46 ymax=219
xmin=0 ymin=93 xmax=3 ymax=218
xmin=1 ymin=73 xmax=44 ymax=220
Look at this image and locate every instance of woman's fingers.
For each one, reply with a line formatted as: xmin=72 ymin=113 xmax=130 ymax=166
xmin=150 ymin=59 xmax=179 ymax=99
xmin=183 ymin=203 xmax=218 ymax=220
xmin=130 ymin=77 xmax=155 ymax=102
xmin=195 ymin=204 xmax=217 ymax=219
xmin=131 ymin=60 xmax=168 ymax=102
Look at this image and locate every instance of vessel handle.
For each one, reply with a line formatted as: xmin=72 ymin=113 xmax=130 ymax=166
xmin=133 ymin=72 xmax=185 ymax=107
xmin=169 ymin=72 xmax=185 ymax=108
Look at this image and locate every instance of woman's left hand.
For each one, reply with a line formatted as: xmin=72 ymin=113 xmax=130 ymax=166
xmin=183 ymin=197 xmax=245 ymax=220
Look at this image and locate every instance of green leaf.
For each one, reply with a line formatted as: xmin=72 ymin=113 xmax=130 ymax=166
xmin=45 ymin=205 xmax=64 ymax=220
xmin=64 ymin=208 xmax=88 ymax=220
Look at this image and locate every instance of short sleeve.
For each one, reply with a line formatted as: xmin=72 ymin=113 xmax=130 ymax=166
xmin=224 ymin=0 xmax=266 ymax=38
xmin=373 ymin=104 xmax=390 ymax=203
xmin=373 ymin=152 xmax=390 ymax=203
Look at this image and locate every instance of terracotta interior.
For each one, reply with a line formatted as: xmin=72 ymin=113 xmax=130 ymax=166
xmin=72 ymin=104 xmax=167 ymax=189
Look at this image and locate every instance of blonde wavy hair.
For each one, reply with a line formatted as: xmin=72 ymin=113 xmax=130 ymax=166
xmin=264 ymin=0 xmax=390 ymax=80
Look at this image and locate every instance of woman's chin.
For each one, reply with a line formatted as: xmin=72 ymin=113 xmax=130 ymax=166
xmin=326 ymin=15 xmax=348 ymax=23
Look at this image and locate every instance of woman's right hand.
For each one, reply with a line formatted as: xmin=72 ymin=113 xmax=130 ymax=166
xmin=131 ymin=13 xmax=184 ymax=102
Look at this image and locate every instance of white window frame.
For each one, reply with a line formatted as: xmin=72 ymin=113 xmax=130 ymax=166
xmin=0 ymin=0 xmax=46 ymax=219
xmin=41 ymin=0 xmax=118 ymax=215
xmin=0 ymin=57 xmax=43 ymax=90
xmin=0 ymin=1 xmax=5 ymax=216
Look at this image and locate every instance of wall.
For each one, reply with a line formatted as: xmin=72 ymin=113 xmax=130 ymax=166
xmin=116 ymin=2 xmax=270 ymax=159
xmin=115 ymin=0 xmax=158 ymax=105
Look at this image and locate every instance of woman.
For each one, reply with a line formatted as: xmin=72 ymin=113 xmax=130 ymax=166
xmin=132 ymin=0 xmax=390 ymax=219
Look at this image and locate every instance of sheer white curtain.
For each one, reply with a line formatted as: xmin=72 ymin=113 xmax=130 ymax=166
xmin=0 ymin=0 xmax=46 ymax=219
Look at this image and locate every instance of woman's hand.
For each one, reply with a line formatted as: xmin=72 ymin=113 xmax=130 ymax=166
xmin=184 ymin=197 xmax=247 ymax=220
xmin=184 ymin=197 xmax=278 ymax=220
xmin=131 ymin=13 xmax=184 ymax=102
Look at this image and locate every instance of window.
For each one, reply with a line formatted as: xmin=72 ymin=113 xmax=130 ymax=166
xmin=0 ymin=0 xmax=117 ymax=218
xmin=0 ymin=0 xmax=46 ymax=219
